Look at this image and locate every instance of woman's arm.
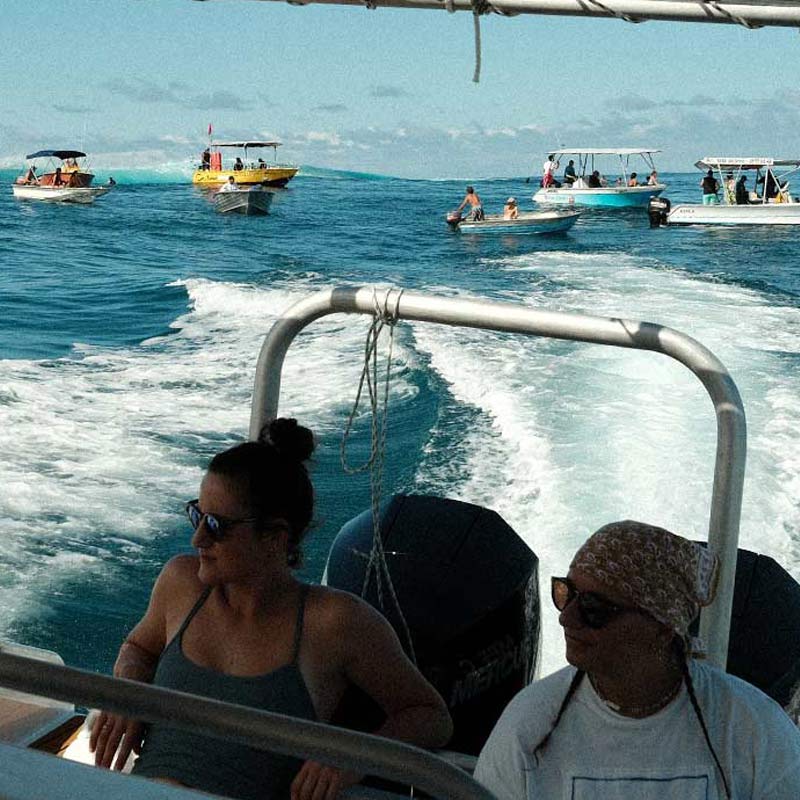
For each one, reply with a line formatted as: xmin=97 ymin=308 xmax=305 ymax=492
xmin=90 ymin=556 xmax=193 ymax=770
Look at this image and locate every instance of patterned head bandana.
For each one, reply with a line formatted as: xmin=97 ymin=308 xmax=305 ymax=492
xmin=570 ymin=520 xmax=719 ymax=641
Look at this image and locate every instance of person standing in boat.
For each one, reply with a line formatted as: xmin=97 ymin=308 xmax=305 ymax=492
xmin=563 ymin=160 xmax=577 ymax=185
xmin=234 ymin=157 xmax=244 ymax=171
xmin=90 ymin=418 xmax=452 ymax=800
xmin=735 ymin=175 xmax=750 ymax=205
xmin=541 ymin=155 xmax=560 ymax=188
xmin=456 ymin=186 xmax=484 ymax=221
xmin=201 ymin=148 xmax=211 ymax=170
xmin=475 ymin=520 xmax=800 ymax=800
xmin=701 ymin=169 xmax=720 ymax=205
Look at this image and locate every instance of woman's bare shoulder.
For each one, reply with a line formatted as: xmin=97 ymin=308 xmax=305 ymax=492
xmin=152 ymin=555 xmax=204 ymax=604
xmin=305 ymin=584 xmax=389 ymax=636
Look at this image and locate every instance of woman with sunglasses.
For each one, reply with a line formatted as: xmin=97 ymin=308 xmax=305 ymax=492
xmin=89 ymin=418 xmax=452 ymax=800
xmin=475 ymin=520 xmax=800 ymax=800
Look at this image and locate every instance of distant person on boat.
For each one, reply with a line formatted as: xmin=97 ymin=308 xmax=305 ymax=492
xmin=258 ymin=158 xmax=267 ymax=168
xmin=89 ymin=418 xmax=452 ymax=800
xmin=701 ymin=169 xmax=720 ymax=205
xmin=627 ymin=172 xmax=639 ymax=187
xmin=201 ymin=148 xmax=211 ymax=170
xmin=647 ymin=170 xmax=659 ymax=186
xmin=23 ymin=165 xmax=38 ymax=185
xmin=503 ymin=197 xmax=519 ymax=220
xmin=52 ymin=167 xmax=64 ymax=187
xmin=107 ymin=177 xmax=117 ymax=187
xmin=735 ymin=175 xmax=750 ymax=205
xmin=218 ymin=176 xmax=239 ymax=193
xmin=542 ymin=155 xmax=560 ymax=188
xmin=724 ymin=173 xmax=736 ymax=204
xmin=233 ymin=157 xmax=244 ymax=171
xmin=563 ymin=160 xmax=577 ymax=185
xmin=587 ymin=170 xmax=602 ymax=189
xmin=456 ymin=186 xmax=484 ymax=221
xmin=475 ymin=520 xmax=800 ymax=800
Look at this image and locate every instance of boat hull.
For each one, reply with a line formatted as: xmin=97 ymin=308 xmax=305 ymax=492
xmin=193 ymin=167 xmax=298 ymax=188
xmin=213 ymin=188 xmax=273 ymax=215
xmin=11 ymin=185 xmax=110 ymax=204
xmin=533 ymin=184 xmax=664 ymax=208
xmin=668 ymin=202 xmax=800 ymax=225
xmin=457 ymin=209 xmax=580 ymax=234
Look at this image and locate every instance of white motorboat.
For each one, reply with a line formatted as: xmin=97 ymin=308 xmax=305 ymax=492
xmin=447 ymin=207 xmax=580 ymax=234
xmin=664 ymin=157 xmax=800 ymax=226
xmin=213 ymin=186 xmax=273 ymax=215
xmin=532 ymin=149 xmax=666 ymax=208
xmin=11 ymin=150 xmax=110 ymax=204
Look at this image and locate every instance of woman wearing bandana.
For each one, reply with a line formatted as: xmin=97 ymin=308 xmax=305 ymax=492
xmin=475 ymin=521 xmax=800 ymax=800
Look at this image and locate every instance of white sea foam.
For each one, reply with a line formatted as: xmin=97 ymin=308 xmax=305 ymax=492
xmin=0 ymin=277 xmax=417 ymax=637
xmin=411 ymin=252 xmax=800 ymax=676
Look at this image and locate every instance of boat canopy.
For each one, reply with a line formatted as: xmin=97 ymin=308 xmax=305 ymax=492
xmin=212 ymin=141 xmax=282 ymax=149
xmin=696 ymin=157 xmax=800 ymax=170
xmin=551 ymin=148 xmax=661 ymax=156
xmin=25 ymin=150 xmax=86 ymax=160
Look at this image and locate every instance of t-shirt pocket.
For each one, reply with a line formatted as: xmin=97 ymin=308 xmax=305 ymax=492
xmin=570 ymin=772 xmax=712 ymax=800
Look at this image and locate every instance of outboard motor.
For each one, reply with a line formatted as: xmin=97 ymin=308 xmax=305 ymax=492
xmin=648 ymin=195 xmax=671 ymax=227
xmin=324 ymin=494 xmax=539 ymax=755
xmin=446 ymin=210 xmax=463 ymax=231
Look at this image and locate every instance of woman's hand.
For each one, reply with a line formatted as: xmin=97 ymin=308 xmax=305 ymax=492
xmin=291 ymin=761 xmax=360 ymax=800
xmin=88 ymin=709 xmax=145 ymax=771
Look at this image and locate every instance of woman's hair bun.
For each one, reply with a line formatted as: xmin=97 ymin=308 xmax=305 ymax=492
xmin=264 ymin=418 xmax=315 ymax=463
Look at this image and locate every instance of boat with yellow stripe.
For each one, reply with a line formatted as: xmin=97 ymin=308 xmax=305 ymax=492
xmin=192 ymin=141 xmax=299 ymax=188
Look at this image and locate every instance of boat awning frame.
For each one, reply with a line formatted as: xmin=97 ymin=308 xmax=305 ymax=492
xmin=211 ymin=141 xmax=282 ymax=149
xmin=242 ymin=0 xmax=800 ymax=28
xmin=25 ymin=150 xmax=86 ymax=160
xmin=551 ymin=148 xmax=661 ymax=156
xmin=696 ymin=157 xmax=800 ymax=170
xmin=250 ymin=285 xmax=747 ymax=672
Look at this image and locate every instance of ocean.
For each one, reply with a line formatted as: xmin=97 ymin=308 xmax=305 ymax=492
xmin=1 ymin=168 xmax=799 ymax=679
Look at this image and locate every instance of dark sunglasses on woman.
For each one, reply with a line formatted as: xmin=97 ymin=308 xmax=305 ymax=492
xmin=551 ymin=576 xmax=631 ymax=629
xmin=185 ymin=499 xmax=258 ymax=542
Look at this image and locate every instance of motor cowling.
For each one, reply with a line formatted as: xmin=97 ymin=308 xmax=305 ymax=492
xmin=446 ymin=210 xmax=463 ymax=231
xmin=324 ymin=493 xmax=539 ymax=755
xmin=648 ymin=195 xmax=671 ymax=227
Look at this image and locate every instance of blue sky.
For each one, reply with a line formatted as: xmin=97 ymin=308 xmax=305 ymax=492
xmin=1 ymin=0 xmax=799 ymax=178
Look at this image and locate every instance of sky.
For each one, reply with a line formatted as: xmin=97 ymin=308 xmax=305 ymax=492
xmin=1 ymin=0 xmax=799 ymax=178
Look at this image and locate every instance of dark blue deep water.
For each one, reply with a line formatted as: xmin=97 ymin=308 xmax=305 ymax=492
xmin=1 ymin=168 xmax=799 ymax=677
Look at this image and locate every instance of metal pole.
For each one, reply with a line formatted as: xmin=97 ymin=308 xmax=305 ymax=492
xmin=0 ymin=651 xmax=495 ymax=800
xmin=250 ymin=286 xmax=746 ymax=668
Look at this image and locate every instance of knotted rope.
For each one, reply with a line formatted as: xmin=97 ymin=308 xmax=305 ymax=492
xmin=340 ymin=288 xmax=416 ymax=662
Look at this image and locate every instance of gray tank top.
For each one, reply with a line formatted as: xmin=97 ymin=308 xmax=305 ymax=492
xmin=132 ymin=584 xmax=317 ymax=800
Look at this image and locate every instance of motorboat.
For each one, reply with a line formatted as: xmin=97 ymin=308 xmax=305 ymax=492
xmin=11 ymin=150 xmax=110 ymax=204
xmin=533 ymin=148 xmax=666 ymax=208
xmin=213 ymin=186 xmax=273 ymax=215
xmin=1 ymin=285 xmax=800 ymax=800
xmin=446 ymin=207 xmax=580 ymax=234
xmin=192 ymin=141 xmax=299 ymax=189
xmin=664 ymin=157 xmax=800 ymax=226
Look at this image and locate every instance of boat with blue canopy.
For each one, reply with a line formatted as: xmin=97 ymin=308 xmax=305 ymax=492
xmin=533 ymin=148 xmax=665 ymax=208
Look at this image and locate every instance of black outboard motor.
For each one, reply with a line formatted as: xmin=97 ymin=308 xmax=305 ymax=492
xmin=324 ymin=493 xmax=539 ymax=755
xmin=648 ymin=195 xmax=671 ymax=227
xmin=446 ymin=210 xmax=463 ymax=231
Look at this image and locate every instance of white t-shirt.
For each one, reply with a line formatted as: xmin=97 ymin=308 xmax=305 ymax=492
xmin=542 ymin=159 xmax=557 ymax=176
xmin=475 ymin=662 xmax=800 ymax=800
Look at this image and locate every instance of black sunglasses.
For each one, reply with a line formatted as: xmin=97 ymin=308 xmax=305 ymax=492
xmin=185 ymin=499 xmax=258 ymax=542
xmin=551 ymin=576 xmax=630 ymax=630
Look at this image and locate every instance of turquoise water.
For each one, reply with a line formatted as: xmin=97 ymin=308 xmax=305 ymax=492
xmin=1 ymin=169 xmax=799 ymax=677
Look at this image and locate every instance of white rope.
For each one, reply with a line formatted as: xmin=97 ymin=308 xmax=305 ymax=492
xmin=340 ymin=288 xmax=417 ymax=663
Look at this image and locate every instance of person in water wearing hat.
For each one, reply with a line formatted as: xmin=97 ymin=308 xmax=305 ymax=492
xmin=503 ymin=197 xmax=519 ymax=220
xmin=475 ymin=520 xmax=800 ymax=800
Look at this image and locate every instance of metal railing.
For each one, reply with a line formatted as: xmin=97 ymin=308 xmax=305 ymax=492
xmin=0 ymin=650 xmax=494 ymax=800
xmin=249 ymin=285 xmax=747 ymax=668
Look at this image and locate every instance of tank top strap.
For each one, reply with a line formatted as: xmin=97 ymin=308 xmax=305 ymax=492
xmin=291 ymin=584 xmax=310 ymax=664
xmin=176 ymin=586 xmax=213 ymax=642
